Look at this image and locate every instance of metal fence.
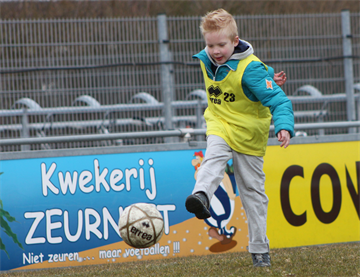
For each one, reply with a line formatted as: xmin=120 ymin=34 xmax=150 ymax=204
xmin=0 ymin=11 xmax=359 ymax=152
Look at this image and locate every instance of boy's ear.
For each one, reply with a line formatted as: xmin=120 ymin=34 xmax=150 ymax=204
xmin=233 ymin=36 xmax=239 ymax=46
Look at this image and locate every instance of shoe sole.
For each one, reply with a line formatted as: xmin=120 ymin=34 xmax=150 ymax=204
xmin=185 ymin=195 xmax=211 ymax=219
xmin=254 ymin=263 xmax=271 ymax=267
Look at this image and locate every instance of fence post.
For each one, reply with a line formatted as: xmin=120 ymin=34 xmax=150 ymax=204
xmin=196 ymin=99 xmax=203 ymax=141
xmin=341 ymin=10 xmax=356 ymax=133
xmin=157 ymin=14 xmax=176 ymax=142
xmin=21 ymin=108 xmax=30 ymax=151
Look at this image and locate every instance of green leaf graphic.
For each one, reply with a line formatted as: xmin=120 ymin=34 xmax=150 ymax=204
xmin=0 ymin=238 xmax=10 ymax=258
xmin=0 ymin=172 xmax=24 ymax=258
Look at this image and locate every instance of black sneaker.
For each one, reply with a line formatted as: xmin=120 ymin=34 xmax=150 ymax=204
xmin=251 ymin=253 xmax=271 ymax=267
xmin=185 ymin=192 xmax=211 ymax=219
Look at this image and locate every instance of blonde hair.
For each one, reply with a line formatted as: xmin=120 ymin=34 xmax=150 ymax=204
xmin=200 ymin=9 xmax=238 ymax=40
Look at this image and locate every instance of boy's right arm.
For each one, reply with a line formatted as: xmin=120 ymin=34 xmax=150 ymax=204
xmin=273 ymin=71 xmax=287 ymax=86
xmin=266 ymin=65 xmax=287 ymax=87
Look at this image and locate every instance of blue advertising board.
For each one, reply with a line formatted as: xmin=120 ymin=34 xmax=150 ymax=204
xmin=0 ymin=148 xmax=247 ymax=271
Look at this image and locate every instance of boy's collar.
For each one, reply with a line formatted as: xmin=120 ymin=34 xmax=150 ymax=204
xmin=234 ymin=39 xmax=250 ymax=53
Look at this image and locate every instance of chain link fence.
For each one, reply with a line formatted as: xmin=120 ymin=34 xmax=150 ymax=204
xmin=0 ymin=12 xmax=359 ymax=152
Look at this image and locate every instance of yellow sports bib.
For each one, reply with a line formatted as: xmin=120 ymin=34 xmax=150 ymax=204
xmin=201 ymin=55 xmax=271 ymax=156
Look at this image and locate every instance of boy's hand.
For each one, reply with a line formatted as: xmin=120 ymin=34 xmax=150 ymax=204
xmin=277 ymin=130 xmax=291 ymax=148
xmin=274 ymin=71 xmax=287 ymax=86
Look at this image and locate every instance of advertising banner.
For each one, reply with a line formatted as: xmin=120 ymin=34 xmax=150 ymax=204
xmin=0 ymin=140 xmax=359 ymax=271
xmin=265 ymin=140 xmax=360 ymax=248
xmin=0 ymin=149 xmax=248 ymax=271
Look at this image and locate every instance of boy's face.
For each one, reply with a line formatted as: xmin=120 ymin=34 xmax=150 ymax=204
xmin=204 ymin=31 xmax=239 ymax=65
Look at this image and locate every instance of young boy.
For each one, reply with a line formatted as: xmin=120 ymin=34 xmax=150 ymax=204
xmin=185 ymin=9 xmax=294 ymax=267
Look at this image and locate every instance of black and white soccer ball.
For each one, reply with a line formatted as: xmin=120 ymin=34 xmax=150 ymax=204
xmin=119 ymin=203 xmax=164 ymax=248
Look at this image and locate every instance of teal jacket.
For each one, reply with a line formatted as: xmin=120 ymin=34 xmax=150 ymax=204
xmin=193 ymin=39 xmax=295 ymax=137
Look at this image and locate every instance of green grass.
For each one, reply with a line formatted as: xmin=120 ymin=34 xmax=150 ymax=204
xmin=2 ymin=243 xmax=359 ymax=277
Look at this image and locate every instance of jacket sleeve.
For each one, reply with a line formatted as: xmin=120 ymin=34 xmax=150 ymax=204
xmin=267 ymin=65 xmax=274 ymax=79
xmin=242 ymin=61 xmax=295 ymax=137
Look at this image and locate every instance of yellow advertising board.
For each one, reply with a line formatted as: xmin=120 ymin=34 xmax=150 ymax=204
xmin=265 ymin=140 xmax=360 ymax=248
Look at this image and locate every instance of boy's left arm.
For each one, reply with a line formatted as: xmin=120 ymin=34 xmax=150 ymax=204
xmin=277 ymin=129 xmax=291 ymax=148
xmin=242 ymin=62 xmax=295 ymax=141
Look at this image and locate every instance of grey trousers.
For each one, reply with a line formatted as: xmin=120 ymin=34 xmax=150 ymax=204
xmin=192 ymin=135 xmax=270 ymax=254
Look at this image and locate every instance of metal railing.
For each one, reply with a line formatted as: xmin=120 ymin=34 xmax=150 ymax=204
xmin=1 ymin=121 xmax=359 ymax=147
xmin=0 ymin=90 xmax=358 ymax=151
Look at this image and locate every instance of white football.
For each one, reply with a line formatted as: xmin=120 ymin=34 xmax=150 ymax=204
xmin=119 ymin=203 xmax=164 ymax=248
